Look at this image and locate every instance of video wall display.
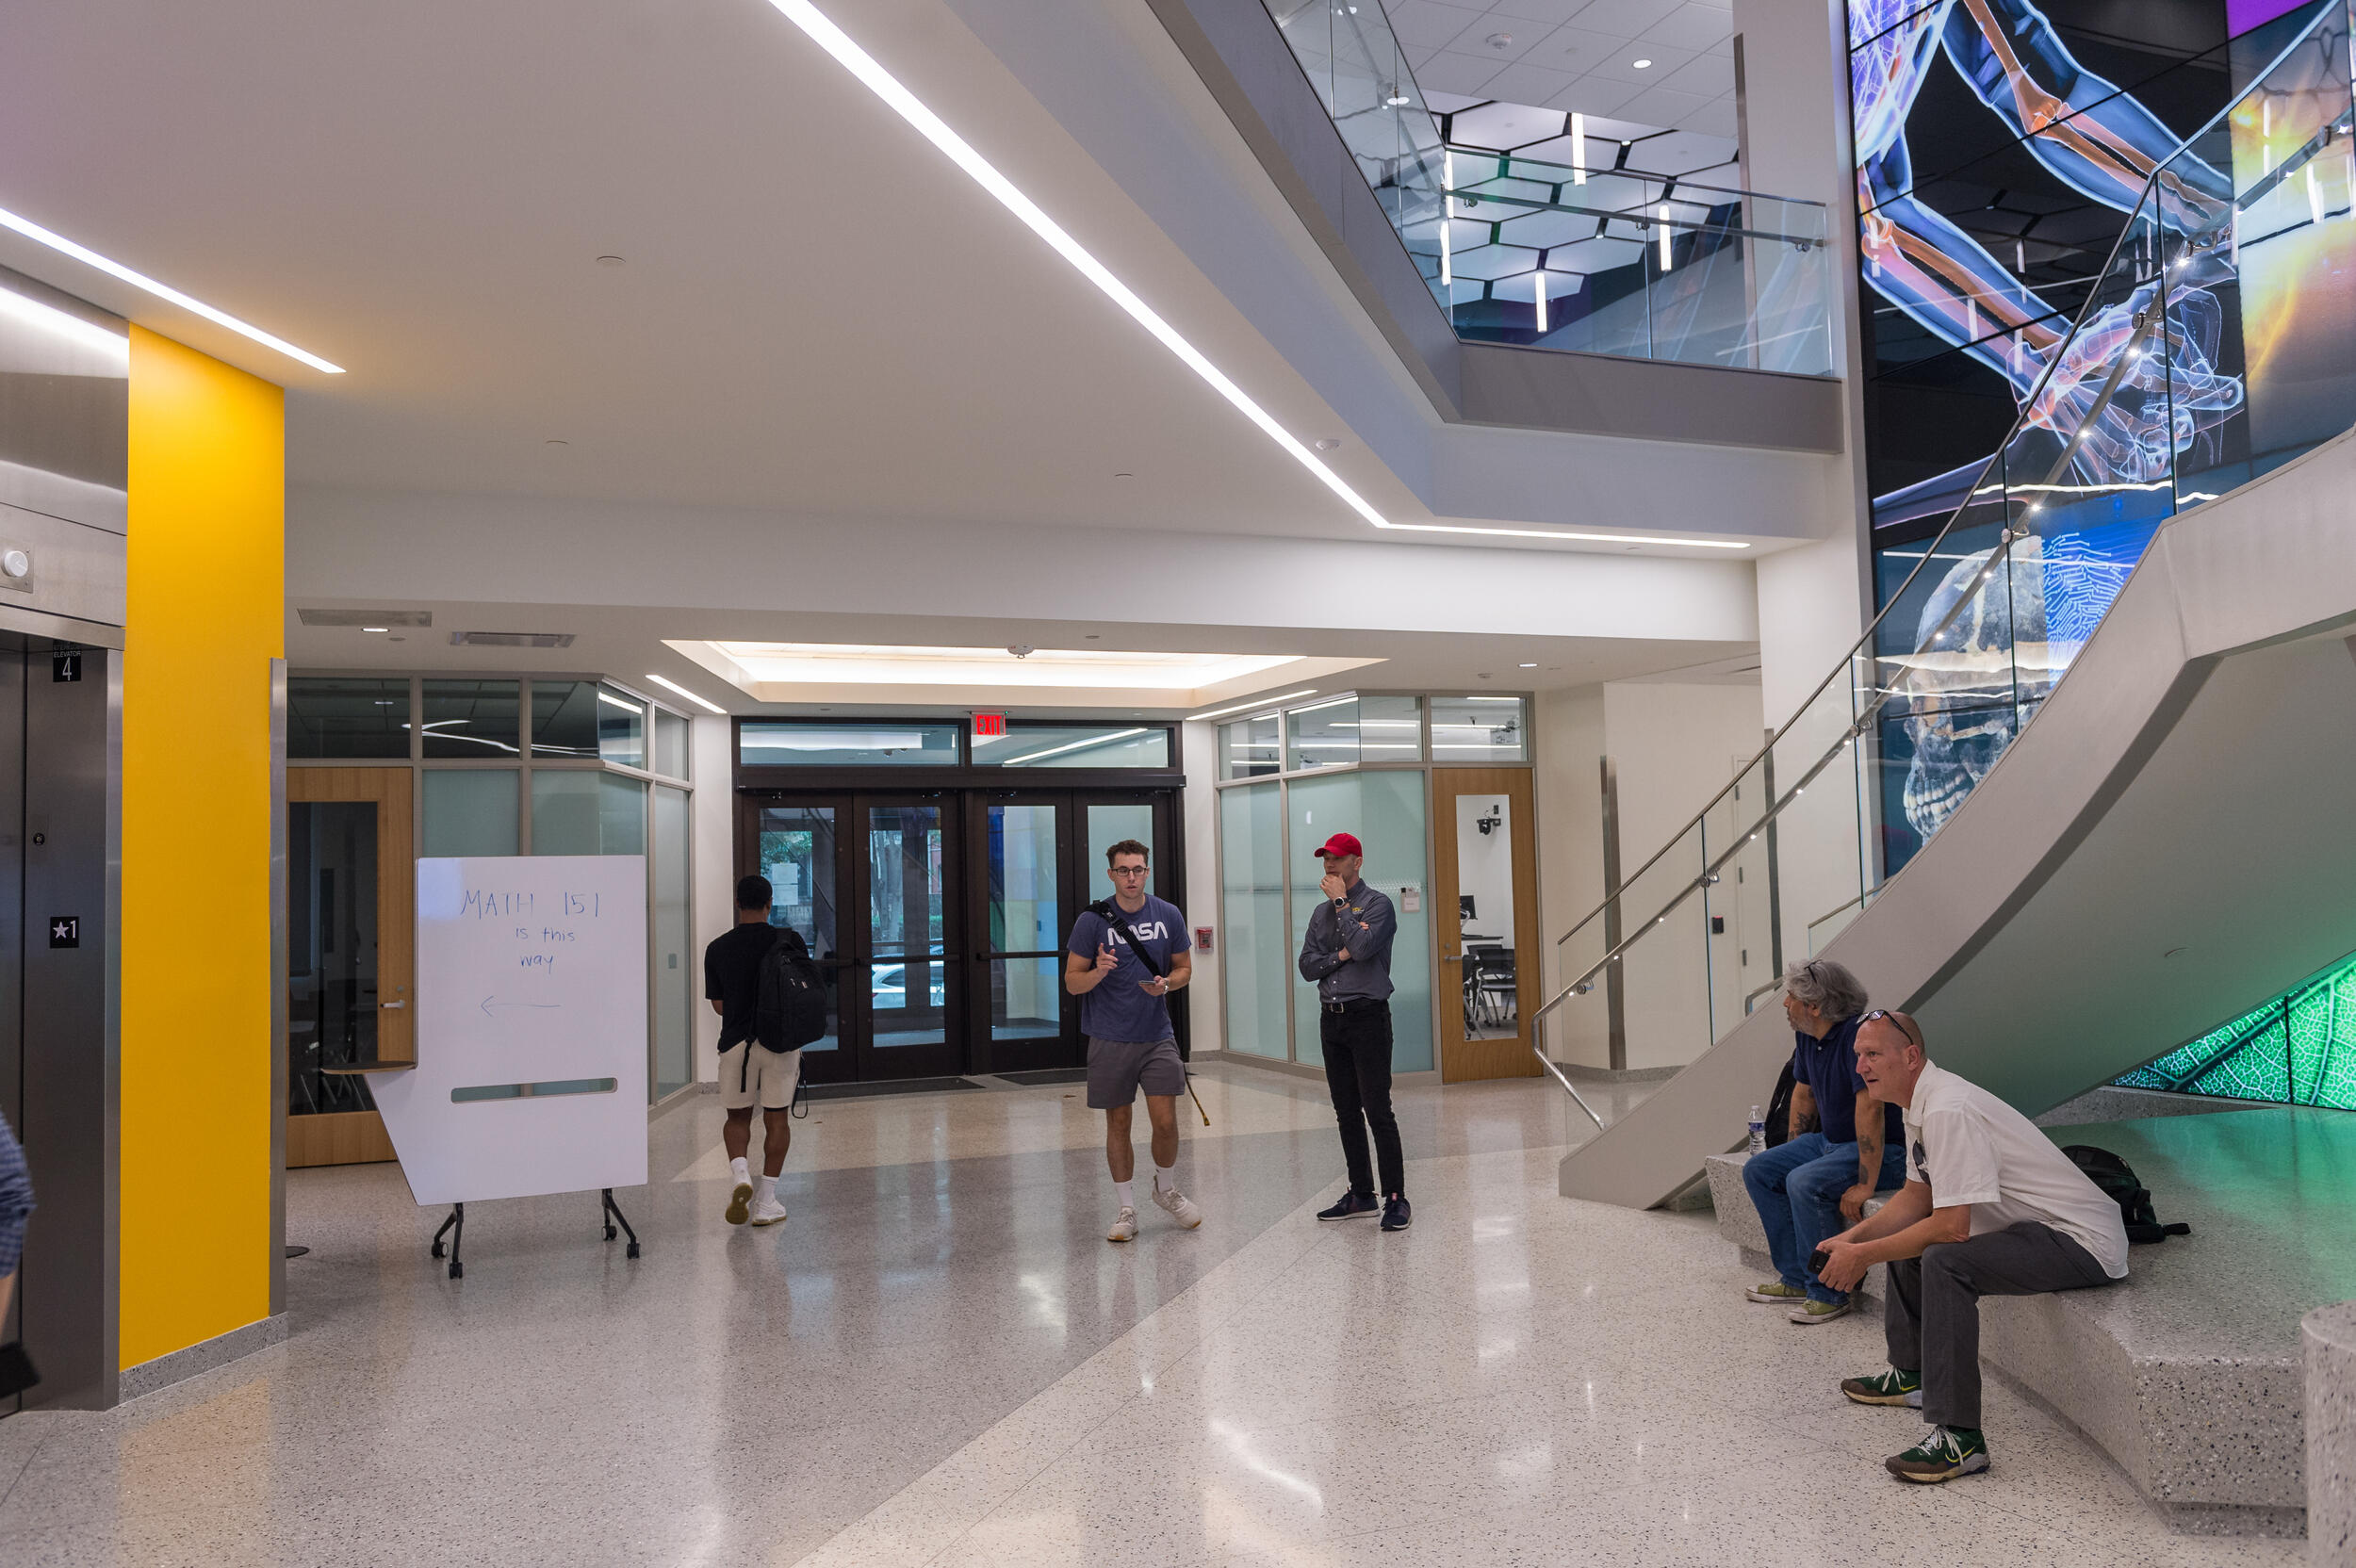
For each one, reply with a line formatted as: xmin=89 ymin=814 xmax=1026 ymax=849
xmin=1846 ymin=0 xmax=2355 ymax=871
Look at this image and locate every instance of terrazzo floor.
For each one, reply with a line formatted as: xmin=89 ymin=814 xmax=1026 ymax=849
xmin=0 ymin=1061 xmax=2303 ymax=1565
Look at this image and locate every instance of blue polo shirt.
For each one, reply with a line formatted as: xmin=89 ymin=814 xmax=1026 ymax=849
xmin=1792 ymin=1015 xmax=1901 ymax=1146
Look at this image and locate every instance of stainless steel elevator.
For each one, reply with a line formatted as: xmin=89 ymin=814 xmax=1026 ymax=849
xmin=0 ymin=263 xmax=130 ymax=1413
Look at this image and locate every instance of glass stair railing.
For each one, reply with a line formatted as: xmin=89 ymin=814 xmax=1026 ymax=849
xmin=1259 ymin=0 xmax=1836 ymax=374
xmin=1530 ymin=0 xmax=2356 ymax=1123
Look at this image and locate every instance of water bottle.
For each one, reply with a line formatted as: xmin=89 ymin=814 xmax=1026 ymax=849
xmin=1747 ymin=1105 xmax=1766 ymax=1156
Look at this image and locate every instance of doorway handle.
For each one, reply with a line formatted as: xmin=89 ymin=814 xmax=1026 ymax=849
xmin=1442 ymin=952 xmax=1464 ymax=962
xmin=380 ymin=1000 xmax=407 ymax=1010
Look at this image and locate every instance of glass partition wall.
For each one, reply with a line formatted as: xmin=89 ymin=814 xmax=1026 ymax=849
xmin=1213 ymin=692 xmax=1533 ymax=1075
xmin=289 ymin=674 xmax=698 ymax=1104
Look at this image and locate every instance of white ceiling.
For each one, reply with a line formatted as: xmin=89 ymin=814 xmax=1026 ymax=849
xmin=1387 ymin=0 xmax=1739 ymax=139
xmin=0 ymin=0 xmax=1423 ymax=540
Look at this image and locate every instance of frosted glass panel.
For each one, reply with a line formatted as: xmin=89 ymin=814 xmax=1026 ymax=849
xmin=653 ymin=786 xmax=691 ymax=1100
xmin=422 ymin=770 xmax=519 ymax=858
xmin=1219 ymin=783 xmax=1288 ymax=1058
xmin=1290 ymin=773 xmax=1432 ymax=1072
xmin=532 ymin=771 xmax=646 ymax=855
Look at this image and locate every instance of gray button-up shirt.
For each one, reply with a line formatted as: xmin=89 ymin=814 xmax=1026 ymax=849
xmin=1297 ymin=878 xmax=1398 ymax=1002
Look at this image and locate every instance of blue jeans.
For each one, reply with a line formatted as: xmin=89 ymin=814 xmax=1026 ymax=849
xmin=1742 ymin=1132 xmax=1909 ymax=1303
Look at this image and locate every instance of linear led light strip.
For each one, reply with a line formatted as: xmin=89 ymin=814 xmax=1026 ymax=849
xmin=645 ymin=672 xmax=729 ymax=714
xmin=1187 ymin=688 xmax=1318 ymax=723
xmin=765 ymin=2 xmax=1745 ymax=553
xmin=0 ymin=204 xmax=343 ymax=374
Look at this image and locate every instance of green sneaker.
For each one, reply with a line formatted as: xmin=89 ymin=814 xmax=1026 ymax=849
xmin=1745 ymin=1281 xmax=1807 ymax=1304
xmin=1788 ymin=1297 xmax=1855 ymax=1325
xmin=1886 ymin=1426 xmax=1989 ymax=1483
xmin=1841 ymin=1366 xmax=1922 ymax=1407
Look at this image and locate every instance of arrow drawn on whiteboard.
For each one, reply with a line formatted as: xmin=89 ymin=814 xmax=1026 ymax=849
xmin=481 ymin=996 xmax=563 ymax=1019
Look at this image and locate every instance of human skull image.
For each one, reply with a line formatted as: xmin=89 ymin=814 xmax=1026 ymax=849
xmin=1899 ymin=538 xmax=2049 ymax=840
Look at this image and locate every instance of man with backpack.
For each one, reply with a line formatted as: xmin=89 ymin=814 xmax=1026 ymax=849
xmin=1817 ymin=1010 xmax=2128 ymax=1484
xmin=703 ymin=874 xmax=804 ymax=1228
xmin=1065 ymin=840 xmax=1200 ymax=1243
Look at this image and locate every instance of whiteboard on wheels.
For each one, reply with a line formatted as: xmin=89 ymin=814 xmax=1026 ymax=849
xmin=376 ymin=855 xmax=649 ymax=1206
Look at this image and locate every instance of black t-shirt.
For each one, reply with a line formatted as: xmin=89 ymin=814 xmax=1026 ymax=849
xmin=704 ymin=922 xmax=780 ymax=1051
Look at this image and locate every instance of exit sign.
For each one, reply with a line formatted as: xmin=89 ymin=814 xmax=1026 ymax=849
xmin=973 ymin=713 xmax=1006 ymax=737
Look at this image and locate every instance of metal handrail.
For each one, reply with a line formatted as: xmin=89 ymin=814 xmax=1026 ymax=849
xmin=1443 ymin=144 xmax=1830 ymax=213
xmin=1546 ymin=3 xmax=2343 ymax=970
xmin=1525 ymin=0 xmax=2348 ymax=1101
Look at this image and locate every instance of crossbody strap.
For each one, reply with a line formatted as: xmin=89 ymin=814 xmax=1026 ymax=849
xmin=1089 ymin=900 xmax=1167 ymax=980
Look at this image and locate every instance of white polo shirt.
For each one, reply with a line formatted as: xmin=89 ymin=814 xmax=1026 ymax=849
xmin=1903 ymin=1060 xmax=2129 ymax=1279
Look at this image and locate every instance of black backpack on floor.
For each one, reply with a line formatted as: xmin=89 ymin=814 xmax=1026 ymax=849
xmin=754 ymin=928 xmax=827 ymax=1053
xmin=2062 ymin=1145 xmax=2190 ymax=1245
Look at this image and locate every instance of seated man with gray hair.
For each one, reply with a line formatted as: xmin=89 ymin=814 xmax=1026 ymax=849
xmin=1741 ymin=958 xmax=1906 ymax=1324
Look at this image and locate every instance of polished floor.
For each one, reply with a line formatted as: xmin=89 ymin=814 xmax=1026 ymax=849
xmin=0 ymin=1061 xmax=2305 ymax=1566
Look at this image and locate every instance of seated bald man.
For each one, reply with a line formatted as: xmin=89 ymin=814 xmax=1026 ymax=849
xmin=1817 ymin=1009 xmax=2127 ymax=1484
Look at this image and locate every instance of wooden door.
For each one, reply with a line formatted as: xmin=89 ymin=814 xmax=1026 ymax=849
xmin=1432 ymin=768 xmax=1542 ymax=1083
xmin=286 ymin=768 xmax=414 ymax=1167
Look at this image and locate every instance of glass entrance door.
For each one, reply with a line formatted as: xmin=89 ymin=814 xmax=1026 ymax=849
xmin=747 ymin=788 xmax=1176 ymax=1082
xmin=750 ymin=794 xmax=962 ymax=1082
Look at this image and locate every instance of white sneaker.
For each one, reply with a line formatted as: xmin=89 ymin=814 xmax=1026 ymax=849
xmin=725 ymin=1180 xmax=753 ymax=1226
xmin=749 ymin=1190 xmax=788 ymax=1227
xmin=1152 ymin=1181 xmax=1203 ymax=1230
xmin=1107 ymin=1206 xmax=1138 ymax=1243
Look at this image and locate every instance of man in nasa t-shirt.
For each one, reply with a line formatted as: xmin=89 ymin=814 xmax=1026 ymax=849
xmin=1065 ymin=839 xmax=1199 ymax=1244
xmin=1814 ymin=1010 xmax=2126 ymax=1485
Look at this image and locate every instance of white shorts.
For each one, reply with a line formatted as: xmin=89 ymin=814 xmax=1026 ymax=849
xmin=719 ymin=1043 xmax=803 ymax=1111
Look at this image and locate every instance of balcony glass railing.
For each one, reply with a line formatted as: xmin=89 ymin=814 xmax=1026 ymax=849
xmin=1531 ymin=0 xmax=2356 ymax=1111
xmin=1263 ymin=0 xmax=1835 ymax=374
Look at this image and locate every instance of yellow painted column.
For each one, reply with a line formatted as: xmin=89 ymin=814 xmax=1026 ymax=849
xmin=120 ymin=326 xmax=285 ymax=1370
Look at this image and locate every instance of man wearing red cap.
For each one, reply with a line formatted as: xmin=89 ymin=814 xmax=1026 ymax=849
xmin=1298 ymin=833 xmax=1409 ymax=1231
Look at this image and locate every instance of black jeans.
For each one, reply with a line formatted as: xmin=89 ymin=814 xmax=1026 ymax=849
xmin=1319 ymin=1000 xmax=1403 ymax=1197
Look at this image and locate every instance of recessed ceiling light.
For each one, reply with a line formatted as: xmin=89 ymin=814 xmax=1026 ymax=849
xmin=692 ymin=640 xmax=1307 ymax=692
xmin=1518 ymin=662 xmax=1537 ymax=668
xmin=545 ymin=438 xmax=568 ymax=447
xmin=1633 ymin=57 xmax=1654 ymax=69
xmin=763 ymin=1 xmax=1748 ymax=554
xmin=1114 ymin=471 xmax=1133 ymax=479
xmin=0 ymin=203 xmax=343 ymax=373
xmin=1085 ymin=633 xmax=1102 ymax=640
xmin=1191 ymin=689 xmax=1318 ymax=722
xmin=363 ymin=626 xmax=389 ymax=633
xmin=596 ymin=254 xmax=627 ymax=267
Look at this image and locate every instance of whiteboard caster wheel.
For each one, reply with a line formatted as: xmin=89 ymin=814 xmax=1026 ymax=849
xmin=626 ymin=1241 xmax=640 ymax=1259
xmin=604 ymin=1224 xmax=616 ymax=1240
xmin=449 ymin=1260 xmax=463 ymax=1280
xmin=431 ymin=1241 xmax=444 ymax=1259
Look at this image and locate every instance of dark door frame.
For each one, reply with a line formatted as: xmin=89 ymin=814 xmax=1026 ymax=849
xmin=740 ymin=782 xmax=1187 ymax=1082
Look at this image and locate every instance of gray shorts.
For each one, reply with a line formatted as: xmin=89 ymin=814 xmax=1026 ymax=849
xmin=1087 ymin=1036 xmax=1186 ymax=1109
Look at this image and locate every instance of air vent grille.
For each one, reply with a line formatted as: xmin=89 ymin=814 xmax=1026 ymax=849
xmin=298 ymin=608 xmax=433 ymax=628
xmin=450 ymin=630 xmax=576 ymax=649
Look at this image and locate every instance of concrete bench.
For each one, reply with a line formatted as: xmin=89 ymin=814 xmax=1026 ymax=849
xmin=1704 ymin=1104 xmax=2356 ymax=1537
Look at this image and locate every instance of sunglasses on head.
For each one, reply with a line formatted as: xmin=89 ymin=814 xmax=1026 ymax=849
xmin=1859 ymin=1008 xmax=1923 ymax=1050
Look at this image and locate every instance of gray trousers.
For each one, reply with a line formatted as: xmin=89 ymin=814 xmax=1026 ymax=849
xmin=1885 ymin=1220 xmax=2114 ymax=1429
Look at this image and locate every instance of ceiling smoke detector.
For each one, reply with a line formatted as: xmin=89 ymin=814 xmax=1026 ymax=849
xmin=450 ymin=630 xmax=577 ymax=649
xmin=1006 ymin=645 xmax=1036 ymax=659
xmin=1485 ymin=31 xmax=1513 ymax=50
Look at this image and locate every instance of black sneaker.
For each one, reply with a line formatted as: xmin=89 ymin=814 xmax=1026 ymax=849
xmin=1381 ymin=1194 xmax=1412 ymax=1231
xmin=1317 ymin=1191 xmax=1380 ymax=1221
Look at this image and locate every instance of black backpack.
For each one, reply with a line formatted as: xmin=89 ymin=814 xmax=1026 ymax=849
xmin=2062 ymin=1145 xmax=2190 ymax=1245
xmin=754 ymin=928 xmax=827 ymax=1053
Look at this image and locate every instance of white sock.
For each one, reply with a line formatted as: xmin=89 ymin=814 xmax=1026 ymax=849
xmin=1154 ymin=1163 xmax=1178 ymax=1193
xmin=1114 ymin=1179 xmax=1135 ymax=1211
xmin=756 ymin=1173 xmax=776 ymax=1199
xmin=729 ymin=1156 xmax=750 ymax=1184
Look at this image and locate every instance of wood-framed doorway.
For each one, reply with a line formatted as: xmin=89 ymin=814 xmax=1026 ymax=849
xmin=1432 ymin=767 xmax=1543 ymax=1084
xmin=286 ymin=767 xmax=414 ymax=1167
